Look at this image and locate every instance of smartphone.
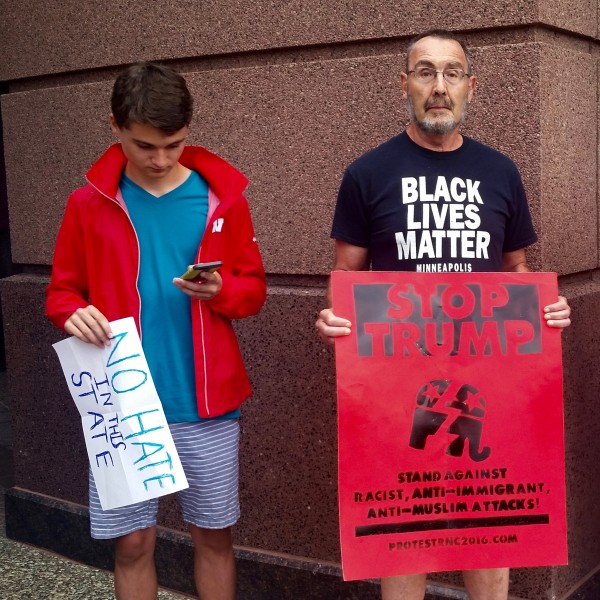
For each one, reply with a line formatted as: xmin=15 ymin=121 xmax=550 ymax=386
xmin=180 ymin=261 xmax=223 ymax=281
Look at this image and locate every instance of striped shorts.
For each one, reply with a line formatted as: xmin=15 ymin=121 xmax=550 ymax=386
xmin=89 ymin=419 xmax=240 ymax=540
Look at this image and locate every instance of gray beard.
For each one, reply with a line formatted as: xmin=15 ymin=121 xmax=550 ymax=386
xmin=407 ymin=96 xmax=467 ymax=135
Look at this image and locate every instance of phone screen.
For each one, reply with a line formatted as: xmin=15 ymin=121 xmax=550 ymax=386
xmin=180 ymin=261 xmax=223 ymax=280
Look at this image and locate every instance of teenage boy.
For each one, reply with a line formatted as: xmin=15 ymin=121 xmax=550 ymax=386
xmin=46 ymin=62 xmax=266 ymax=600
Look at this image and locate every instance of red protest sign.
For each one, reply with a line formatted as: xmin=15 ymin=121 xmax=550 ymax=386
xmin=332 ymin=272 xmax=566 ymax=581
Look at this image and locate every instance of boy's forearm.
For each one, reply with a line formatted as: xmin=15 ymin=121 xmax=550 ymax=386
xmin=205 ymin=271 xmax=266 ymax=319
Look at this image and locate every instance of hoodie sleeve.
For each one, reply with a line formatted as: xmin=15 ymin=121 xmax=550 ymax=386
xmin=46 ymin=191 xmax=91 ymax=330
xmin=204 ymin=196 xmax=266 ymax=320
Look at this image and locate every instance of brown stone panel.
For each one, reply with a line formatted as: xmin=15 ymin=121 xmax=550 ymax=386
xmin=4 ymin=271 xmax=599 ymax=600
xmin=160 ymin=287 xmax=341 ymax=561
xmin=382 ymin=277 xmax=600 ymax=599
xmin=0 ymin=275 xmax=89 ymax=504
xmin=1 ymin=273 xmax=342 ymax=561
xmin=0 ymin=0 xmax=546 ymax=82
xmin=540 ymin=46 xmax=597 ymax=274
xmin=234 ymin=287 xmax=339 ymax=560
xmin=542 ymin=279 xmax=600 ymax=595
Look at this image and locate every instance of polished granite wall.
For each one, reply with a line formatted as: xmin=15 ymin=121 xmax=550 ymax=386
xmin=1 ymin=3 xmax=599 ymax=599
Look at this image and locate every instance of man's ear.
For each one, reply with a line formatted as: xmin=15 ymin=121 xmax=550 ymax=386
xmin=400 ymin=72 xmax=408 ymax=99
xmin=467 ymin=75 xmax=477 ymax=103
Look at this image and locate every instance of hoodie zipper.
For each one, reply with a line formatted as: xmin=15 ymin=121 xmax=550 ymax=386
xmin=86 ymin=178 xmax=144 ymax=341
xmin=196 ymin=187 xmax=222 ymax=417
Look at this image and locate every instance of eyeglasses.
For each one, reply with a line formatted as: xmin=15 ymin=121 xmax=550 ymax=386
xmin=408 ymin=67 xmax=472 ymax=85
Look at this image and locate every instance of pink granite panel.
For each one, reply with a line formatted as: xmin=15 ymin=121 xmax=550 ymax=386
xmin=0 ymin=0 xmax=558 ymax=82
xmin=1 ymin=84 xmax=114 ymax=265
xmin=185 ymin=58 xmax=403 ymax=274
xmin=540 ymin=46 xmax=597 ymax=274
xmin=1 ymin=58 xmax=404 ymax=269
xmin=3 ymin=47 xmax=551 ymax=274
xmin=460 ymin=42 xmax=596 ymax=275
xmin=461 ymin=43 xmax=543 ymax=271
xmin=192 ymin=45 xmax=546 ymax=275
xmin=539 ymin=0 xmax=597 ymax=39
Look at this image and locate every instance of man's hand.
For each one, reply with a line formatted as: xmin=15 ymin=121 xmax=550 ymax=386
xmin=173 ymin=269 xmax=223 ymax=301
xmin=544 ymin=295 xmax=571 ymax=329
xmin=315 ymin=308 xmax=352 ymax=346
xmin=64 ymin=305 xmax=113 ymax=348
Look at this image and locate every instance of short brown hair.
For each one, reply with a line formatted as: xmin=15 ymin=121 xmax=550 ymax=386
xmin=111 ymin=62 xmax=193 ymax=133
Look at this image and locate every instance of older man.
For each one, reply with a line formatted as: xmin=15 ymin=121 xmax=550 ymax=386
xmin=316 ymin=29 xmax=570 ymax=600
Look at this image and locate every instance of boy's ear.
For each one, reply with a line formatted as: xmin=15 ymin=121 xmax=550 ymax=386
xmin=109 ymin=114 xmax=120 ymax=137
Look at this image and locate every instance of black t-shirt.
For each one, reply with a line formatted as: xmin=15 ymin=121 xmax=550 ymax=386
xmin=331 ymin=132 xmax=537 ymax=273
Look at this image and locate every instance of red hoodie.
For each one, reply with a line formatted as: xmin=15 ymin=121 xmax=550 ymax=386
xmin=46 ymin=143 xmax=266 ymax=418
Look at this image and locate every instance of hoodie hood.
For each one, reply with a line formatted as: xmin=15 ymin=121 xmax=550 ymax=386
xmin=86 ymin=143 xmax=249 ymax=202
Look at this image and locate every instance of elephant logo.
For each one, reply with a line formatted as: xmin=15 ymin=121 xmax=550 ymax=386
xmin=408 ymin=379 xmax=491 ymax=462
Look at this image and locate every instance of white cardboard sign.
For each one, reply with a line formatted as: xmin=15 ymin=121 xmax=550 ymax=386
xmin=53 ymin=317 xmax=188 ymax=510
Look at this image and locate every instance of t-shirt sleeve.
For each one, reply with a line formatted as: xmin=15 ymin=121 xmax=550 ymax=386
xmin=502 ymin=163 xmax=538 ymax=252
xmin=331 ymin=168 xmax=370 ymax=248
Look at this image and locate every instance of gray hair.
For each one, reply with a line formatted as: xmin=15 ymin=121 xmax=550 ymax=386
xmin=405 ymin=30 xmax=473 ymax=73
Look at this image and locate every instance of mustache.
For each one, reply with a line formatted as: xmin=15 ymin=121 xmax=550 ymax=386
xmin=425 ymin=98 xmax=453 ymax=110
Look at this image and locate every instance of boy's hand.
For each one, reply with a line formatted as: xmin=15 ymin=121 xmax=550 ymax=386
xmin=173 ymin=270 xmax=223 ymax=301
xmin=64 ymin=305 xmax=113 ymax=348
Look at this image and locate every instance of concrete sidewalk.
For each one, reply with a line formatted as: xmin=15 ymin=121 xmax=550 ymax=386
xmin=0 ymin=535 xmax=191 ymax=600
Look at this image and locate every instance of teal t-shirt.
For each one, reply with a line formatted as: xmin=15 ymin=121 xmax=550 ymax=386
xmin=121 ymin=171 xmax=240 ymax=422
